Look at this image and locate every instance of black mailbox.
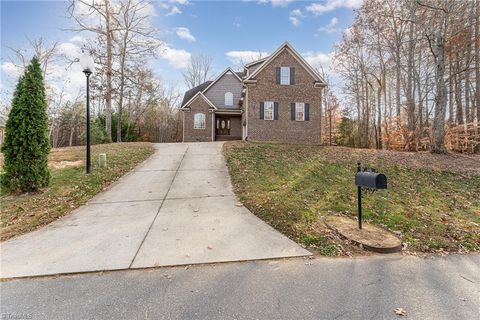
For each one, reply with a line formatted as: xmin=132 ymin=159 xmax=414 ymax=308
xmin=355 ymin=162 xmax=388 ymax=230
xmin=355 ymin=171 xmax=387 ymax=190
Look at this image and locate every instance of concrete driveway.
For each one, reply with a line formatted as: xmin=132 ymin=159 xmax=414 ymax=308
xmin=0 ymin=142 xmax=310 ymax=279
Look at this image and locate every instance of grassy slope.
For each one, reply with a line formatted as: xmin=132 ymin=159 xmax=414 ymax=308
xmin=224 ymin=142 xmax=480 ymax=256
xmin=1 ymin=143 xmax=154 ymax=241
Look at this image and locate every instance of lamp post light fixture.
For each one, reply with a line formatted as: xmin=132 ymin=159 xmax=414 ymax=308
xmin=79 ymin=51 xmax=95 ymax=174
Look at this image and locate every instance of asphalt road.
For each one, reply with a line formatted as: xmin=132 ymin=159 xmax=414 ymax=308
xmin=1 ymin=254 xmax=478 ymax=320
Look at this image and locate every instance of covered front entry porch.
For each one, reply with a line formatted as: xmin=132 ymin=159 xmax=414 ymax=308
xmin=214 ymin=110 xmax=242 ymax=141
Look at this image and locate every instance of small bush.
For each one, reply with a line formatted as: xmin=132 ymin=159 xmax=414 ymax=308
xmin=80 ymin=118 xmax=109 ymax=145
xmin=96 ymin=113 xmax=138 ymax=142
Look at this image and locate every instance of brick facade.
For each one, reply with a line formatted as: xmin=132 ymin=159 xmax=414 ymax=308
xmin=182 ymin=94 xmax=214 ymax=142
xmin=246 ymin=49 xmax=322 ymax=144
xmin=181 ymin=43 xmax=325 ymax=144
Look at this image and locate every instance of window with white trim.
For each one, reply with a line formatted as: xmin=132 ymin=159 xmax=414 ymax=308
xmin=264 ymin=101 xmax=274 ymax=120
xmin=225 ymin=92 xmax=233 ymax=106
xmin=295 ymin=102 xmax=305 ymax=121
xmin=193 ymin=113 xmax=205 ymax=129
xmin=280 ymin=67 xmax=290 ymax=85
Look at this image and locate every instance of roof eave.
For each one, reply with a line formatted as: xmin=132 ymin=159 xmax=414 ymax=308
xmin=180 ymin=92 xmax=218 ymax=110
xmin=215 ymin=109 xmax=243 ymax=114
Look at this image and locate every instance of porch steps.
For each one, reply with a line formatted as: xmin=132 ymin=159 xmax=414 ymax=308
xmin=215 ymin=135 xmax=241 ymax=141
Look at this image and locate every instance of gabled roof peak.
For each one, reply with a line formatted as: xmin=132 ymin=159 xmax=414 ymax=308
xmin=200 ymin=67 xmax=242 ymax=94
xmin=244 ymin=42 xmax=327 ymax=85
xmin=180 ymin=67 xmax=244 ymax=109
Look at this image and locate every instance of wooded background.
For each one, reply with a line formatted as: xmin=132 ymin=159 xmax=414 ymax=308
xmin=2 ymin=0 xmax=183 ymax=148
xmin=332 ymin=0 xmax=480 ymax=153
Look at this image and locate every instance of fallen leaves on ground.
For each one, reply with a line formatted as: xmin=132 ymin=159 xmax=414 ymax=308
xmin=223 ymin=141 xmax=480 ymax=256
xmin=394 ymin=308 xmax=407 ymax=316
xmin=1 ymin=143 xmax=154 ymax=241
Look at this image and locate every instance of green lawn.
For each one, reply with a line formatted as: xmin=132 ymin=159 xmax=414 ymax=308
xmin=224 ymin=141 xmax=480 ymax=256
xmin=1 ymin=142 xmax=154 ymax=241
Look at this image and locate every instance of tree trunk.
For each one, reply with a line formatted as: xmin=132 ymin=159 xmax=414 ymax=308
xmin=417 ymin=50 xmax=424 ymax=134
xmin=105 ymin=0 xmax=113 ymax=142
xmin=69 ymin=125 xmax=75 ymax=147
xmin=431 ymin=22 xmax=448 ymax=154
xmin=364 ymin=77 xmax=370 ymax=148
xmin=117 ymin=38 xmax=128 ymax=143
xmin=454 ymin=51 xmax=464 ymax=125
xmin=465 ymin=6 xmax=472 ymax=123
xmin=377 ymin=81 xmax=382 ymax=149
xmin=355 ymin=74 xmax=361 ymax=121
xmin=359 ymin=71 xmax=366 ymax=147
xmin=395 ymin=47 xmax=401 ymax=123
xmin=475 ymin=0 xmax=480 ymax=123
xmin=448 ymin=60 xmax=454 ymax=124
xmin=425 ymin=70 xmax=430 ymax=127
xmin=406 ymin=12 xmax=416 ymax=150
xmin=386 ymin=80 xmax=392 ymax=149
xmin=329 ymin=110 xmax=332 ymax=146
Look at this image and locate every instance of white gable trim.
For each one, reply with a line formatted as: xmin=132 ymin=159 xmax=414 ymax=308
xmin=201 ymin=67 xmax=242 ymax=95
xmin=245 ymin=42 xmax=327 ymax=85
xmin=180 ymin=92 xmax=218 ymax=110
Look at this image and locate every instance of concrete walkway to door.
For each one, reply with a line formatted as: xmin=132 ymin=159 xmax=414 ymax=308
xmin=0 ymin=142 xmax=310 ymax=279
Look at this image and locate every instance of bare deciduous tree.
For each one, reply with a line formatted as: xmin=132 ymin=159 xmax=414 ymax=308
xmin=113 ymin=0 xmax=160 ymax=141
xmin=7 ymin=37 xmax=59 ymax=80
xmin=182 ymin=54 xmax=214 ymax=89
xmin=334 ymin=0 xmax=476 ymax=153
xmin=68 ymin=0 xmax=116 ymax=142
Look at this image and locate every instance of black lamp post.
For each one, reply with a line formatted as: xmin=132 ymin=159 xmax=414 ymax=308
xmin=80 ymin=52 xmax=95 ymax=174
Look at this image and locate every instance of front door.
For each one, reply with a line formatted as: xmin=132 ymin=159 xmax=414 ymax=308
xmin=216 ymin=117 xmax=231 ymax=136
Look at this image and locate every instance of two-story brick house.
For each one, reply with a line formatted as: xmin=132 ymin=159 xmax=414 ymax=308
xmin=180 ymin=42 xmax=327 ymax=144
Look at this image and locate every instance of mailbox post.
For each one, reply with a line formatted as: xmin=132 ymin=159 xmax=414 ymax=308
xmin=355 ymin=161 xmax=387 ymax=229
xmin=357 ymin=162 xmax=363 ymax=229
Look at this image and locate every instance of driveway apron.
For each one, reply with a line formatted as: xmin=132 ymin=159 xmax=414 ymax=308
xmin=0 ymin=142 xmax=310 ymax=279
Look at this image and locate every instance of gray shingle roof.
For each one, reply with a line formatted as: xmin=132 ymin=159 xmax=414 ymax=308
xmin=245 ymin=57 xmax=268 ymax=68
xmin=180 ymin=81 xmax=213 ymax=107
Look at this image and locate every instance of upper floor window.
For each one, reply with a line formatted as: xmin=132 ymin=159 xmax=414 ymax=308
xmin=194 ymin=113 xmax=205 ymax=129
xmin=264 ymin=101 xmax=274 ymax=120
xmin=225 ymin=92 xmax=233 ymax=106
xmin=280 ymin=67 xmax=290 ymax=85
xmin=295 ymin=102 xmax=305 ymax=121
